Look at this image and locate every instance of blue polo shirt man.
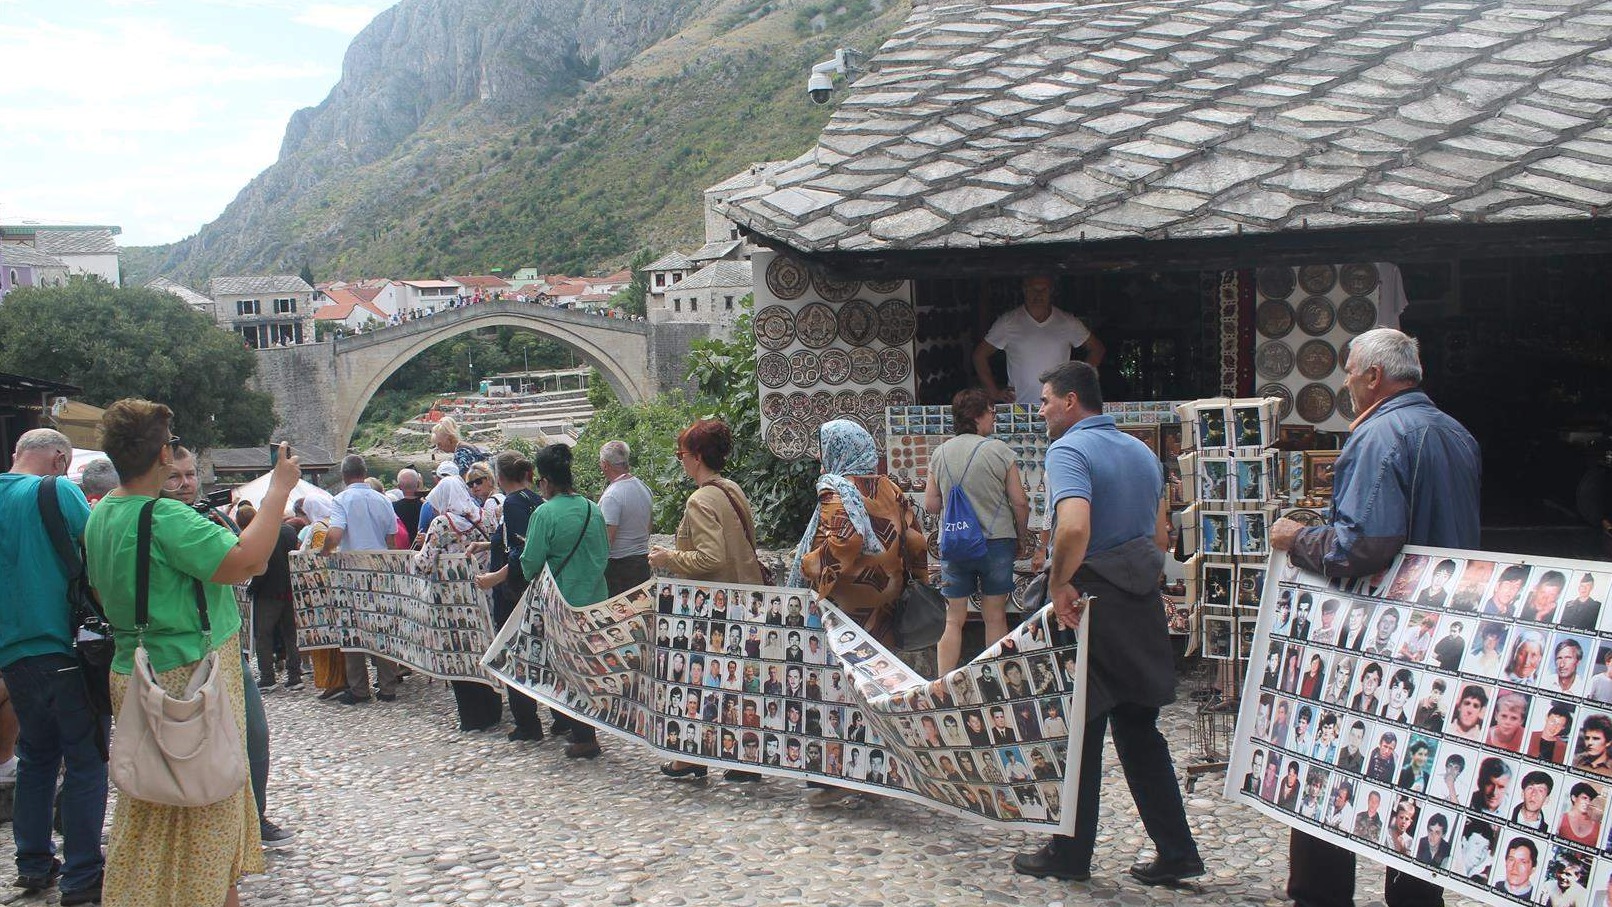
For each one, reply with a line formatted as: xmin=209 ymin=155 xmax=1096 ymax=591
xmin=1012 ymin=361 xmax=1203 ymax=887
xmin=323 ymin=454 xmax=401 ymax=704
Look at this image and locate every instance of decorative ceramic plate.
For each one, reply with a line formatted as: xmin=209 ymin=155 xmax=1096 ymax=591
xmin=785 ymin=392 xmax=814 ymax=422
xmin=1256 ymin=341 xmax=1295 ymax=380
xmin=1258 ymin=267 xmax=1296 ymax=300
xmin=866 ymin=278 xmax=904 ymax=294
xmin=805 ymin=428 xmax=822 ymax=459
xmin=1256 ymin=300 xmax=1296 ymax=339
xmin=765 ymin=256 xmax=810 ymax=301
xmin=812 ymin=271 xmax=861 ymax=303
xmin=766 ymin=417 xmax=810 ymax=459
xmin=879 ymin=347 xmax=912 ymax=384
xmin=789 ymin=351 xmax=821 ymax=386
xmin=887 ymin=388 xmax=914 ymax=407
xmin=795 ymin=303 xmax=839 ymax=349
xmin=877 ymin=299 xmax=917 ymax=347
xmin=1297 ymin=296 xmax=1336 ymax=336
xmin=1297 ymin=339 xmax=1337 ymax=380
xmin=757 ymin=352 xmax=791 ymax=388
xmin=1298 ymin=264 xmax=1337 ymax=295
xmin=835 ymin=390 xmax=861 ymax=415
xmin=761 ymin=393 xmax=787 ymax=420
xmin=1339 ymin=263 xmax=1379 ymax=296
xmin=1285 ymin=508 xmax=1326 ymax=527
xmin=836 ymin=299 xmax=878 ymax=346
xmin=1335 ymin=387 xmax=1358 ymax=421
xmin=1258 ymin=383 xmax=1294 ymax=420
xmin=1338 ymin=296 xmax=1377 ymax=334
xmin=859 ymin=390 xmax=886 ymax=420
xmin=849 ymin=347 xmax=881 ymax=384
xmin=819 ymin=348 xmax=852 ymax=386
xmin=1296 ymin=383 xmax=1336 ymax=422
xmin=811 ymin=391 xmax=835 ymax=421
xmin=754 ymin=306 xmax=796 ymax=351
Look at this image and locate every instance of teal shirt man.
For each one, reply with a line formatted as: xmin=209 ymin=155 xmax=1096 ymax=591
xmin=0 ymin=474 xmax=90 ymax=668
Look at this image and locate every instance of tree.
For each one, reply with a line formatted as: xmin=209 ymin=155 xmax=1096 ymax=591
xmin=299 ymin=261 xmax=316 ymax=288
xmin=608 ymin=248 xmax=654 ymax=318
xmin=0 ymin=277 xmax=277 ymax=450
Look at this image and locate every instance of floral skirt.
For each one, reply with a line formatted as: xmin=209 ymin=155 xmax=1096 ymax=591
xmin=106 ymin=634 xmax=264 ymax=907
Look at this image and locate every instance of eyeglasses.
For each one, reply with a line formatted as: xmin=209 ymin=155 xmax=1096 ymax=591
xmin=469 ymin=477 xmax=489 ymax=488
xmin=168 ymin=435 xmax=182 ymax=452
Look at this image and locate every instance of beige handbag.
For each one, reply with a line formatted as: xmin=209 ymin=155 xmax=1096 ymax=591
xmin=108 ymin=499 xmax=246 ymax=807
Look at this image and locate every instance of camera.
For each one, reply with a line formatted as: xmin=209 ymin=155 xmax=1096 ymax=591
xmin=808 ymin=71 xmax=835 ymax=105
xmin=807 ymin=49 xmax=861 ymax=106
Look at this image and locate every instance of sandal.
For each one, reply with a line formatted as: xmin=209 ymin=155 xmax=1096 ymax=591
xmin=660 ymin=761 xmax=709 ymax=779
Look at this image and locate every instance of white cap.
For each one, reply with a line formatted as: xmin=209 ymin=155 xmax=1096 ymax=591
xmin=434 ymin=461 xmax=459 ymax=478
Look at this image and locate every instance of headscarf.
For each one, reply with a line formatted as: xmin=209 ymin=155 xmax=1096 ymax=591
xmin=302 ymin=494 xmax=333 ymax=525
xmin=425 ymin=475 xmax=483 ymax=534
xmin=786 ymin=419 xmax=884 ymax=587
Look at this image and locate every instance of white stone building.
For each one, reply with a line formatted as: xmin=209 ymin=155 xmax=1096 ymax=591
xmin=207 ymin=275 xmax=315 ymax=348
xmin=660 ymin=260 xmax=753 ymax=332
xmin=0 ymin=223 xmax=122 ymax=285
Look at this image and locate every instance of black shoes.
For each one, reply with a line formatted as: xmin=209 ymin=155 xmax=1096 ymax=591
xmin=1011 ymin=842 xmax=1090 ymax=882
xmin=60 ymin=874 xmax=101 ymax=906
xmin=260 ymin=820 xmax=295 ymax=849
xmin=14 ymin=858 xmax=62 ymax=892
xmin=507 ymin=726 xmax=544 ymax=742
xmin=660 ymin=762 xmax=708 ymax=779
xmin=565 ymin=741 xmax=602 ymax=759
xmin=1129 ymin=856 xmax=1206 ymax=886
xmin=375 ymin=692 xmax=398 ymax=702
xmin=335 ymin=692 xmax=369 ymax=705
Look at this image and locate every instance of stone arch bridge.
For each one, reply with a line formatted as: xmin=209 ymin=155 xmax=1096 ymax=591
xmin=251 ymin=301 xmax=706 ymax=455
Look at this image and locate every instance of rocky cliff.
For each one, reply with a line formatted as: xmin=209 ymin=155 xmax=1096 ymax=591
xmin=128 ymin=0 xmax=905 ymax=284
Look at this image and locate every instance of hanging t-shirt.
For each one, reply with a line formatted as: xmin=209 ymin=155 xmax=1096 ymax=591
xmin=983 ymin=306 xmax=1093 ymax=405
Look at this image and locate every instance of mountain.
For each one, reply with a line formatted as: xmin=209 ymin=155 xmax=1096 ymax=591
xmin=124 ymin=0 xmax=906 ymax=285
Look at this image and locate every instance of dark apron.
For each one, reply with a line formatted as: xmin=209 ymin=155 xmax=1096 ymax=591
xmin=1073 ymin=535 xmax=1176 ymax=717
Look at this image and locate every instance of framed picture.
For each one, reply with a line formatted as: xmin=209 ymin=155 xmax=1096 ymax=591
xmin=1205 ymin=614 xmax=1236 ymax=660
xmin=1203 ymin=563 xmax=1235 ymax=607
xmin=1119 ymin=424 xmax=1160 ymax=455
xmin=1277 ymin=425 xmax=1317 ymax=449
xmin=1304 ymin=451 xmax=1340 ymax=497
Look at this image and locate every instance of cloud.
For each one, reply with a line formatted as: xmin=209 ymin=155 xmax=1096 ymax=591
xmin=293 ymin=4 xmax=383 ymax=34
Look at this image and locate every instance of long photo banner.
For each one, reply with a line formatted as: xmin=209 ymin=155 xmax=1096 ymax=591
xmin=1229 ymin=549 xmax=1612 ymax=907
xmin=482 ymin=570 xmax=1088 ymax=832
xmin=289 ymin=550 xmax=500 ymax=687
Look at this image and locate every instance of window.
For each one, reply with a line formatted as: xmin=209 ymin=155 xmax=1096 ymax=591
xmin=673 ymin=299 xmax=681 ymax=312
xmin=690 ymin=299 xmax=698 ymax=312
xmin=729 ymin=226 xmax=739 ymax=240
xmin=239 ymin=326 xmax=264 ymax=349
xmin=654 ymin=274 xmax=666 ymax=288
xmin=724 ymin=296 xmax=734 ymax=310
xmin=273 ymin=297 xmax=297 ymax=314
xmin=236 ymin=299 xmax=261 ymax=316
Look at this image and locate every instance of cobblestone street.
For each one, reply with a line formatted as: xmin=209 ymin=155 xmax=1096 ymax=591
xmin=6 ymin=672 xmax=1491 ymax=907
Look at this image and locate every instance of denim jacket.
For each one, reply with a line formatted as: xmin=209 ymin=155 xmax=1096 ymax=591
xmin=1291 ymin=390 xmax=1480 ymax=577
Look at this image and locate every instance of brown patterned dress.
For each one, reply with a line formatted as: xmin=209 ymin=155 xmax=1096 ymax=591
xmin=799 ymin=475 xmax=927 ymax=646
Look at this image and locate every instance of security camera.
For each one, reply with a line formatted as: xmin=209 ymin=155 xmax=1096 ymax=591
xmin=807 ymin=71 xmax=834 ymax=105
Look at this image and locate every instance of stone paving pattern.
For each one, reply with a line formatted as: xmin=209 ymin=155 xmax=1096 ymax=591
xmin=721 ymin=0 xmax=1612 ymax=252
xmin=5 ymin=672 xmax=1493 ymax=906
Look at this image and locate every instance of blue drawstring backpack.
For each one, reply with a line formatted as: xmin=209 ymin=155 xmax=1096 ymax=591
xmin=938 ymin=440 xmax=990 ymax=561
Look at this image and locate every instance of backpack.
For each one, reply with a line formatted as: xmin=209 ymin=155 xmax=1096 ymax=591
xmin=937 ymin=440 xmax=991 ymax=561
xmin=459 ymin=443 xmax=490 ymax=469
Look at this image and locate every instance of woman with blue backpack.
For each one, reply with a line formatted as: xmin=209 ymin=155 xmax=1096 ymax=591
xmin=925 ymin=389 xmax=1031 ymax=673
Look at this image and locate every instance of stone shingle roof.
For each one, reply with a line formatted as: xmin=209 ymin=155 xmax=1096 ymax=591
xmin=146 ymin=277 xmax=215 ymax=312
xmin=721 ymin=0 xmax=1612 ymax=254
xmin=208 ymin=275 xmax=313 ymax=296
xmin=688 ymin=239 xmax=746 ymax=262
xmin=33 ymin=229 xmax=118 ymax=256
xmin=1 ymin=243 xmax=68 ymax=269
xmin=672 ymin=260 xmax=753 ymax=291
xmin=211 ymin=443 xmax=337 ymax=470
xmin=706 ymin=161 xmax=791 ymax=194
xmin=643 ymin=251 xmax=694 ymax=272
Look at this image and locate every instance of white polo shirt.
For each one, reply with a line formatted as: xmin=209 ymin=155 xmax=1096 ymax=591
xmin=984 ymin=306 xmax=1093 ymax=405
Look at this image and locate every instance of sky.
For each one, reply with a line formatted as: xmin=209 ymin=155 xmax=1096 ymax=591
xmin=0 ymin=0 xmax=388 ymax=246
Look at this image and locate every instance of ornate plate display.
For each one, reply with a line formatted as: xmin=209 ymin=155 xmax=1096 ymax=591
xmin=754 ymin=306 xmax=796 ymax=351
xmin=757 ymin=352 xmax=791 ymax=388
xmin=789 ymin=351 xmax=821 ymax=387
xmin=866 ymin=278 xmax=904 ymax=294
xmin=1335 ymin=386 xmax=1358 ymax=421
xmin=1256 ymin=300 xmax=1296 ymax=339
xmin=876 ymin=299 xmax=917 ymax=347
xmin=805 ymin=427 xmax=822 ymax=459
xmin=818 ymin=348 xmax=852 ymax=386
xmin=887 ymin=388 xmax=914 ymax=407
xmin=836 ymin=299 xmax=878 ymax=346
xmin=1256 ymin=341 xmax=1295 ymax=380
xmin=1285 ymin=508 xmax=1326 ymax=527
xmin=765 ymin=256 xmax=810 ymax=301
xmin=1296 ymin=383 xmax=1336 ymax=423
xmin=812 ymin=271 xmax=860 ymax=303
xmin=1339 ymin=263 xmax=1379 ymax=296
xmin=1258 ymin=383 xmax=1294 ymax=420
xmin=811 ymin=391 xmax=835 ymax=421
xmin=1297 ymin=339 xmax=1337 ymax=380
xmin=1258 ymin=267 xmax=1295 ymax=300
xmin=834 ymin=390 xmax=861 ymax=415
xmin=1296 ymin=296 xmax=1336 ymax=336
xmin=794 ymin=303 xmax=839 ymax=349
xmin=785 ymin=392 xmax=813 ymax=422
xmin=766 ymin=417 xmax=810 ymax=459
xmin=879 ymin=347 xmax=912 ymax=384
xmin=1298 ymin=264 xmax=1337 ymax=295
xmin=859 ymin=390 xmax=886 ymax=421
xmin=1338 ymin=296 xmax=1377 ymax=334
xmin=849 ymin=347 xmax=881 ymax=385
xmin=761 ymin=393 xmax=787 ymax=420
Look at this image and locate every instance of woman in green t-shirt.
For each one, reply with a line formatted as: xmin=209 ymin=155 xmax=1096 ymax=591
xmin=84 ymin=398 xmax=301 ymax=907
xmin=519 ymin=444 xmax=609 ymax=759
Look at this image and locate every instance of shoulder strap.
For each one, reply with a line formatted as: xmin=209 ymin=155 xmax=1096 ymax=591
xmin=136 ymin=499 xmax=211 ymax=636
xmin=710 ymin=480 xmax=758 ymax=550
xmin=36 ymin=476 xmax=83 ymax=577
xmin=554 ymin=501 xmax=594 ymax=575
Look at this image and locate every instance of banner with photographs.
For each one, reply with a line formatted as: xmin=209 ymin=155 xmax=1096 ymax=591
xmin=1228 ymin=549 xmax=1612 ymax=907
xmin=482 ymin=572 xmax=1088 ymax=831
xmin=290 ymin=551 xmax=499 ymax=687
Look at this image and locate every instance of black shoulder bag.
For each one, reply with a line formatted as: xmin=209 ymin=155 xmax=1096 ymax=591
xmin=38 ymin=477 xmax=116 ymax=722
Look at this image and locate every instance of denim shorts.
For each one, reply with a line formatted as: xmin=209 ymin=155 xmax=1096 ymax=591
xmin=939 ymin=537 xmax=1018 ymax=598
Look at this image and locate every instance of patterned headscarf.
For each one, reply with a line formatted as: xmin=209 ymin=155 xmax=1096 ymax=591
xmin=425 ymin=475 xmax=483 ymax=533
xmin=786 ymin=419 xmax=885 ymax=587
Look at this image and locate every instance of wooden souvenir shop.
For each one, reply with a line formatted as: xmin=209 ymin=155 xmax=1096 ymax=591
xmin=0 ymin=372 xmax=81 ymax=471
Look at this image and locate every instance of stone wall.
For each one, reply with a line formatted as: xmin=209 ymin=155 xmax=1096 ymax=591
xmin=649 ymin=323 xmax=713 ymax=395
xmin=252 ymin=342 xmax=340 ymax=453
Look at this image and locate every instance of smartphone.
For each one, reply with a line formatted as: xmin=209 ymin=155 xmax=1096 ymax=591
xmin=269 ymin=442 xmax=290 ymax=465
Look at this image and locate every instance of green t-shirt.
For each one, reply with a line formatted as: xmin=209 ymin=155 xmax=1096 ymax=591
xmin=85 ymin=495 xmax=242 ymax=674
xmin=520 ymin=493 xmax=609 ymax=607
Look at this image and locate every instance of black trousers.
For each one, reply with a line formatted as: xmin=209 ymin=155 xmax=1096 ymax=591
xmin=1289 ymin=830 xmax=1444 ymax=907
xmin=253 ymin=594 xmax=300 ymax=685
xmin=1053 ymin=703 xmax=1198 ymax=871
xmin=605 ymin=555 xmax=652 ymax=596
xmin=451 ymin=681 xmax=503 ymax=730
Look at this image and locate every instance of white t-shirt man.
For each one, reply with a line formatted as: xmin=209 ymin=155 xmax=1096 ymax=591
xmin=600 ymin=474 xmax=652 ymax=558
xmin=983 ymin=306 xmax=1092 ymax=405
